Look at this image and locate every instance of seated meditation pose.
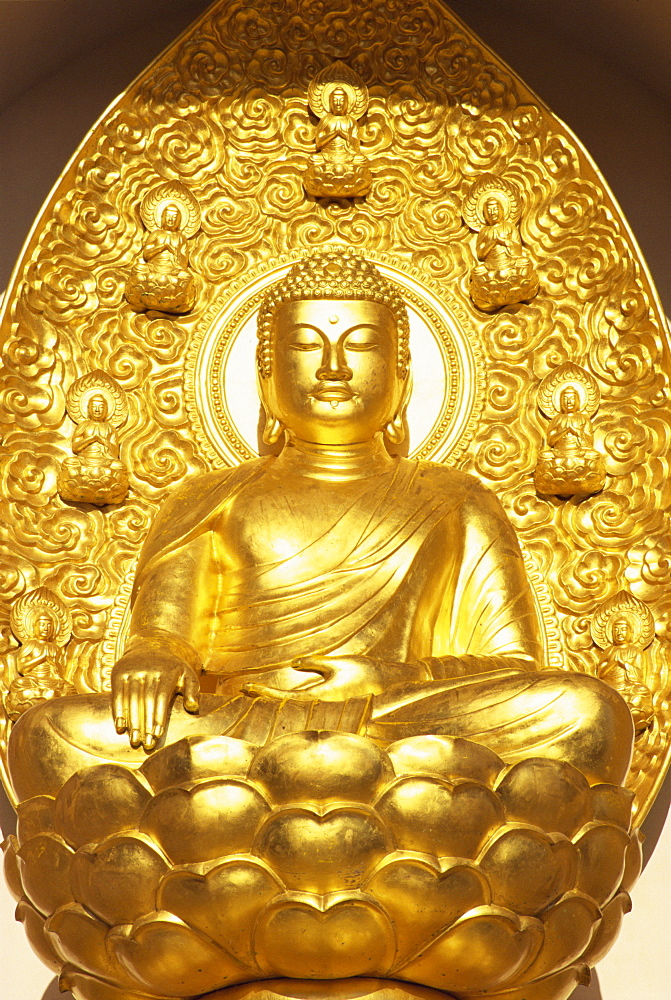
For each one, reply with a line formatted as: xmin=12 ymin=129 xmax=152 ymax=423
xmin=2 ymin=588 xmax=75 ymax=722
xmin=303 ymin=70 xmax=372 ymax=198
xmin=592 ymin=592 xmax=655 ymax=736
xmin=463 ymin=174 xmax=540 ymax=312
xmin=535 ymin=377 xmax=606 ymax=497
xmin=57 ymin=370 xmax=129 ymax=506
xmin=8 ymin=252 xmax=633 ymax=803
xmin=125 ymin=190 xmax=199 ymax=315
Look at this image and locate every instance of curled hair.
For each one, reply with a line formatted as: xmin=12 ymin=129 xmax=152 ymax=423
xmin=257 ymin=251 xmax=410 ymax=379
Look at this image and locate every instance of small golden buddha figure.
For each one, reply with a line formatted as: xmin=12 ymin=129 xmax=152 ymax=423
xmin=57 ymin=369 xmax=129 ymax=506
xmin=534 ymin=363 xmax=606 ymax=497
xmin=463 ymin=174 xmax=540 ymax=312
xmin=592 ymin=592 xmax=655 ymax=736
xmin=303 ymin=62 xmax=372 ymax=199
xmin=2 ymin=588 xmax=75 ymax=721
xmin=9 ymin=252 xmax=633 ymax=801
xmin=125 ymin=180 xmax=200 ymax=314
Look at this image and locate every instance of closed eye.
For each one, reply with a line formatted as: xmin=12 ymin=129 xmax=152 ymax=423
xmin=345 ymin=336 xmax=379 ymax=351
xmin=290 ymin=341 xmax=322 ymax=351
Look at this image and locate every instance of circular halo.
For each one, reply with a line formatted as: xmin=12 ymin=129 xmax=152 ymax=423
xmin=537 ymin=362 xmax=600 ymax=419
xmin=140 ymin=181 xmax=201 ymax=237
xmin=65 ymin=369 xmax=128 ymax=426
xmin=307 ymin=61 xmax=368 ymax=120
xmin=591 ymin=591 xmax=655 ymax=650
xmin=186 ymin=252 xmax=485 ymax=470
xmin=462 ymin=173 xmax=522 ymax=231
xmin=10 ymin=587 xmax=72 ymax=647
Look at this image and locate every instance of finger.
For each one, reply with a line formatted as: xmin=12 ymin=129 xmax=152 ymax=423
xmin=182 ymin=669 xmax=200 ymax=714
xmin=293 ymin=656 xmax=333 ymax=679
xmin=151 ymin=680 xmax=174 ymax=741
xmin=242 ymin=682 xmax=296 ymax=701
xmin=128 ymin=677 xmax=145 ymax=748
xmin=112 ymin=676 xmax=127 ymax=733
xmin=142 ymin=675 xmax=160 ymax=750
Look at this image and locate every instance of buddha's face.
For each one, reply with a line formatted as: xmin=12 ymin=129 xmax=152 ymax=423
xmin=330 ymin=88 xmax=348 ymax=114
xmin=36 ymin=615 xmax=55 ymax=641
xmin=161 ymin=205 xmax=180 ymax=230
xmin=612 ymin=618 xmax=632 ymax=646
xmin=560 ymin=387 xmax=579 ymax=413
xmin=484 ymin=198 xmax=503 ymax=224
xmin=266 ymin=298 xmax=402 ymax=446
xmin=88 ymin=395 xmax=108 ymax=421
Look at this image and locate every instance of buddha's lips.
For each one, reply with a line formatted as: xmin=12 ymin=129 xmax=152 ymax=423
xmin=310 ymin=382 xmax=355 ymax=402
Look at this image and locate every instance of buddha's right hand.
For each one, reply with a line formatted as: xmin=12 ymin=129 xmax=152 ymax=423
xmin=111 ymin=650 xmax=200 ymax=751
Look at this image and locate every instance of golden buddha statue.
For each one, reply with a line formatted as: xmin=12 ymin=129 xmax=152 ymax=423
xmin=125 ymin=181 xmax=201 ymax=314
xmin=303 ymin=62 xmax=372 ymax=199
xmin=2 ymin=588 xmax=75 ymax=722
xmin=534 ymin=363 xmax=606 ymax=497
xmin=4 ymin=254 xmax=639 ymax=1000
xmin=592 ymin=592 xmax=655 ymax=736
xmin=9 ymin=253 xmax=632 ymax=793
xmin=57 ymin=370 xmax=129 ymax=506
xmin=463 ymin=174 xmax=540 ymax=312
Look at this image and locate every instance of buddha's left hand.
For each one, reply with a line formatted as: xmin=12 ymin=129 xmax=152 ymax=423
xmin=242 ymin=655 xmax=430 ymax=701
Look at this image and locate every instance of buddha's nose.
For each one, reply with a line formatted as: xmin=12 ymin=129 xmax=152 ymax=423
xmin=316 ymin=342 xmax=352 ymax=382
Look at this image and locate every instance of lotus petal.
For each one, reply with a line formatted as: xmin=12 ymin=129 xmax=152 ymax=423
xmin=157 ymin=856 xmax=282 ymax=966
xmin=365 ymin=854 xmax=490 ymax=960
xmin=109 ymin=910 xmax=248 ymax=996
xmin=70 ymin=832 xmax=170 ymax=925
xmin=376 ymin=776 xmax=504 ymax=858
xmin=60 ymin=967 xmax=174 ymax=1000
xmin=573 ymin=822 xmax=630 ymax=904
xmin=140 ymin=779 xmax=270 ymax=864
xmin=17 ymin=794 xmax=56 ymax=842
xmin=515 ymin=891 xmax=600 ymax=982
xmin=16 ymin=897 xmax=62 ymax=971
xmin=590 ymin=783 xmax=634 ymax=830
xmin=253 ymin=804 xmax=392 ymax=893
xmin=396 ymin=904 xmax=543 ymax=993
xmin=18 ymin=833 xmax=74 ymax=915
xmin=580 ymin=891 xmax=632 ymax=966
xmin=55 ymin=765 xmax=151 ymax=849
xmin=620 ymin=827 xmax=643 ymax=892
xmin=139 ymin=736 xmax=255 ymax=792
xmin=206 ymin=977 xmax=457 ymax=1000
xmin=254 ymin=891 xmax=395 ymax=978
xmin=249 ymin=731 xmax=394 ymax=804
xmin=495 ymin=759 xmax=591 ymax=837
xmin=479 ymin=826 xmax=577 ymax=915
xmin=471 ymin=964 xmax=590 ymax=1000
xmin=46 ymin=902 xmax=139 ymax=989
xmin=388 ymin=735 xmax=504 ymax=787
xmin=2 ymin=834 xmax=23 ymax=900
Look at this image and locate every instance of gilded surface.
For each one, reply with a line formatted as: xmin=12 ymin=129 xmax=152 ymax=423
xmin=1 ymin=1 xmax=671 ymax=998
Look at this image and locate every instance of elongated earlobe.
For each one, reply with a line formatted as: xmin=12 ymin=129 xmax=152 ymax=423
xmin=263 ymin=413 xmax=285 ymax=445
xmin=383 ymin=412 xmax=405 ymax=445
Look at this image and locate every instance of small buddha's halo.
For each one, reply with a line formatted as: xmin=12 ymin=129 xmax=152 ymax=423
xmin=462 ymin=173 xmax=522 ymax=231
xmin=10 ymin=587 xmax=72 ymax=647
xmin=307 ymin=60 xmax=369 ymax=120
xmin=140 ymin=180 xmax=201 ymax=237
xmin=256 ymin=249 xmax=410 ymax=380
xmin=65 ymin=369 xmax=128 ymax=426
xmin=591 ymin=590 xmax=655 ymax=650
xmin=537 ymin=362 xmax=600 ymax=419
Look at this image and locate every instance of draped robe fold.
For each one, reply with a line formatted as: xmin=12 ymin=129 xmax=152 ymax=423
xmin=7 ymin=457 xmax=633 ymax=800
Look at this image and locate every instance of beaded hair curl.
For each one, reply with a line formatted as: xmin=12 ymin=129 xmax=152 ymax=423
xmin=256 ymin=251 xmax=410 ymax=379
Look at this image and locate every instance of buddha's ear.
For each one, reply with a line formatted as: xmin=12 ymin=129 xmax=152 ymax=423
xmin=262 ymin=411 xmax=285 ymax=446
xmin=384 ymin=370 xmax=412 ymax=447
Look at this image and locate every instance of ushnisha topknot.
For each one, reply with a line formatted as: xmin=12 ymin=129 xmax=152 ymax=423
xmin=256 ymin=250 xmax=410 ymax=379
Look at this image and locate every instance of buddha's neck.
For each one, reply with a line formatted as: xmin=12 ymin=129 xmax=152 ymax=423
xmin=276 ymin=434 xmax=396 ymax=482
